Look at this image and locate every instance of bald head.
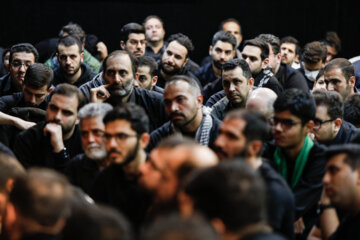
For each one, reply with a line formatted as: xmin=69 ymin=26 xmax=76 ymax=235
xmin=246 ymin=87 xmax=277 ymax=118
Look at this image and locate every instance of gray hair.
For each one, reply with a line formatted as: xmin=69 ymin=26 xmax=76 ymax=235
xmin=78 ymin=103 xmax=113 ymax=120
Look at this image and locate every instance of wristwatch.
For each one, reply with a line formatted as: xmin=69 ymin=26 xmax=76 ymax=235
xmin=316 ymin=203 xmax=334 ymax=215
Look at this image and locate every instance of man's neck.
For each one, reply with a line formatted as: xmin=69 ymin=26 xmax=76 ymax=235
xmin=273 ymin=63 xmax=280 ymax=75
xmin=123 ymin=150 xmax=146 ymax=177
xmin=64 ymin=67 xmax=82 ymax=84
xmin=212 ymin=63 xmax=222 ymax=77
xmin=245 ymin=156 xmax=263 ymax=170
xmin=282 ymin=138 xmax=306 ymax=161
xmin=148 ymin=40 xmax=164 ymax=54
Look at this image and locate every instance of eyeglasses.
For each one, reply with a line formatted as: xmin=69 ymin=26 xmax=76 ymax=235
xmin=313 ymin=118 xmax=334 ymax=131
xmin=104 ymin=132 xmax=138 ymax=143
xmin=11 ymin=61 xmax=32 ymax=69
xmin=270 ymin=117 xmax=302 ymax=130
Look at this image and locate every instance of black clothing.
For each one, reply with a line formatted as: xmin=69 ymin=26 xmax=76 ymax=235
xmin=254 ymin=69 xmax=283 ymax=96
xmin=241 ymin=232 xmax=288 ymax=240
xmin=65 ymin=153 xmax=100 ymax=194
xmin=79 ymin=75 xmax=168 ymax=132
xmin=13 ymin=122 xmax=83 ymax=172
xmin=0 ymin=141 xmax=15 ymax=157
xmin=195 ymin=62 xmax=218 ymax=86
xmin=262 ymin=141 xmax=326 ymax=220
xmin=328 ymin=213 xmax=360 ymax=240
xmin=205 ymin=90 xmax=226 ymax=107
xmin=0 ymin=92 xmax=47 ymax=113
xmin=0 ymin=74 xmax=18 ymax=97
xmin=145 ymin=45 xmax=165 ymax=62
xmin=34 ymin=37 xmax=58 ymax=63
xmin=202 ymin=77 xmax=223 ymax=103
xmin=298 ymin=67 xmax=314 ymax=90
xmin=153 ymin=85 xmax=164 ymax=94
xmin=275 ymin=64 xmax=309 ymax=92
xmin=147 ymin=113 xmax=221 ymax=152
xmin=20 ymin=233 xmax=58 ymax=240
xmin=324 ymin=120 xmax=360 ymax=146
xmin=91 ymin=164 xmax=152 ymax=231
xmin=259 ymin=161 xmax=295 ymax=240
xmin=52 ymin=63 xmax=97 ymax=87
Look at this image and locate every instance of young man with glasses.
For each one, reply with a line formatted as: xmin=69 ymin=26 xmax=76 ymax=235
xmin=312 ymin=90 xmax=359 ymax=146
xmin=262 ymin=88 xmax=326 ymax=238
xmin=91 ymin=102 xmax=151 ymax=232
xmin=0 ymin=43 xmax=38 ymax=96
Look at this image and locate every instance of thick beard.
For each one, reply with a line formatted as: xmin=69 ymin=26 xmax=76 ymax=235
xmin=108 ymin=80 xmax=133 ymax=98
xmin=213 ymin=60 xmax=223 ymax=70
xmin=63 ymin=64 xmax=81 ymax=77
xmin=85 ymin=144 xmax=107 ymax=161
xmin=161 ymin=62 xmax=182 ymax=75
xmin=119 ymin=138 xmax=140 ymax=167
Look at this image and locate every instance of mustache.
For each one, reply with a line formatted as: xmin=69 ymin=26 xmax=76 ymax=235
xmin=108 ymin=148 xmax=122 ymax=155
xmin=169 ymin=112 xmax=185 ymax=118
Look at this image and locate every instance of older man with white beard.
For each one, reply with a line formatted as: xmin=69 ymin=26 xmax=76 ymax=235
xmin=65 ymin=102 xmax=113 ymax=194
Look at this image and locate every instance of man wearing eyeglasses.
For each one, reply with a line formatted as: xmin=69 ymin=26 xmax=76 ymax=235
xmin=262 ymin=88 xmax=326 ymax=238
xmin=65 ymin=102 xmax=113 ymax=194
xmin=312 ymin=90 xmax=359 ymax=146
xmin=91 ymin=102 xmax=151 ymax=232
xmin=0 ymin=43 xmax=38 ymax=96
xmin=324 ymin=58 xmax=357 ymax=100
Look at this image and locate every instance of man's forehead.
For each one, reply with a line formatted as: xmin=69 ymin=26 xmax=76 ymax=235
xmin=327 ymin=153 xmax=348 ymax=166
xmin=106 ymin=54 xmax=132 ymax=69
xmin=281 ymin=42 xmax=296 ymax=50
xmin=242 ymin=45 xmax=261 ymax=57
xmin=128 ymin=33 xmax=146 ymax=40
xmin=223 ymin=21 xmax=240 ymax=32
xmin=222 ymin=66 xmax=245 ymax=79
xmin=137 ymin=65 xmax=151 ymax=74
xmin=12 ymin=52 xmax=35 ymax=61
xmin=324 ymin=68 xmax=344 ymax=78
xmin=49 ymin=94 xmax=78 ymax=110
xmin=145 ymin=18 xmax=163 ymax=27
xmin=222 ymin=117 xmax=246 ymax=132
xmin=58 ymin=44 xmax=80 ymax=54
xmin=166 ymin=41 xmax=188 ymax=56
xmin=213 ymin=40 xmax=234 ymax=50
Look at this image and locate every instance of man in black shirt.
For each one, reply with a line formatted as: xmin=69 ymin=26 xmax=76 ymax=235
xmin=120 ymin=23 xmax=146 ymax=58
xmin=322 ymin=144 xmax=360 ymax=240
xmin=143 ymin=15 xmax=166 ymax=62
xmin=52 ymin=36 xmax=96 ymax=87
xmin=86 ymin=50 xmax=167 ymax=132
xmin=66 ymin=102 xmax=113 ymax=194
xmin=91 ymin=103 xmax=152 ymax=231
xmin=134 ymin=56 xmax=163 ymax=93
xmin=13 ymin=83 xmax=84 ymax=172
xmin=214 ymin=109 xmax=295 ymax=239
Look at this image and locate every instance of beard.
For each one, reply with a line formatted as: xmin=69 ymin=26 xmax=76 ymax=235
xmin=161 ymin=61 xmax=182 ymax=75
xmin=213 ymin=59 xmax=224 ymax=70
xmin=84 ymin=143 xmax=107 ymax=161
xmin=107 ymin=138 xmax=140 ymax=166
xmin=62 ymin=63 xmax=81 ymax=77
xmin=108 ymin=79 xmax=134 ymax=98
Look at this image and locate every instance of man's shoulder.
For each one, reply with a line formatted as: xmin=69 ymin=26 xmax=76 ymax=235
xmin=134 ymin=87 xmax=163 ymax=102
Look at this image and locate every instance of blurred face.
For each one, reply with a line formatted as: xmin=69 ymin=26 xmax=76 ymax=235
xmin=164 ymin=81 xmax=202 ymax=129
xmin=23 ymin=84 xmax=50 ymax=107
xmin=325 ymin=68 xmax=352 ymax=100
xmin=3 ymin=51 xmax=10 ymax=72
xmin=313 ymin=74 xmax=327 ymax=90
xmin=281 ymin=42 xmax=296 ymax=65
xmin=103 ymin=54 xmax=134 ymax=98
xmin=326 ymin=45 xmax=337 ymax=63
xmin=323 ymin=153 xmax=359 ymax=209
xmin=222 ymin=67 xmax=253 ymax=107
xmin=222 ymin=21 xmax=242 ymax=47
xmin=312 ymin=105 xmax=336 ymax=143
xmin=57 ymin=44 xmax=83 ymax=77
xmin=10 ymin=52 xmax=35 ymax=89
xmin=161 ymin=41 xmax=188 ymax=75
xmin=272 ymin=110 xmax=307 ymax=149
xmin=242 ymin=45 xmax=265 ymax=75
xmin=145 ymin=18 xmax=165 ymax=43
xmin=46 ymin=94 xmax=79 ymax=136
xmin=125 ymin=33 xmax=146 ymax=57
xmin=104 ymin=119 xmax=139 ymax=164
xmin=134 ymin=65 xmax=154 ymax=90
xmin=80 ymin=117 xmax=106 ymax=161
xmin=210 ymin=40 xmax=235 ymax=70
xmin=215 ymin=118 xmax=247 ymax=160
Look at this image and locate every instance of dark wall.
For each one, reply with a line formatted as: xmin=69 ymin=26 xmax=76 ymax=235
xmin=1 ymin=0 xmax=359 ymax=63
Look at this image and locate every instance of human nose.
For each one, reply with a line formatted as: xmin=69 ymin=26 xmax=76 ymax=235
xmin=215 ymin=134 xmax=224 ymax=148
xmin=136 ymin=41 xmax=142 ymax=49
xmin=54 ymin=110 xmax=62 ymax=121
xmin=220 ymin=52 xmax=226 ymax=59
xmin=170 ymin=102 xmax=179 ymax=112
xmin=326 ymin=82 xmax=335 ymax=91
xmin=229 ymin=82 xmax=235 ymax=91
xmin=322 ymin=171 xmax=330 ymax=184
xmin=30 ymin=94 xmax=36 ymax=104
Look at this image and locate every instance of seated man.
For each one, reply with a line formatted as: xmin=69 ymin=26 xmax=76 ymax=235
xmin=14 ymin=83 xmax=84 ymax=172
xmin=65 ymin=102 xmax=113 ymax=194
xmin=147 ymin=75 xmax=221 ymax=151
xmin=262 ymin=88 xmax=326 ymax=237
xmin=134 ymin=56 xmax=163 ymax=93
xmin=312 ymin=90 xmax=359 ymax=146
xmin=120 ymin=22 xmax=146 ymax=58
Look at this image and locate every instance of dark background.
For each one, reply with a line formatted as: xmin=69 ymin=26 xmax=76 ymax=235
xmin=1 ymin=0 xmax=359 ymax=63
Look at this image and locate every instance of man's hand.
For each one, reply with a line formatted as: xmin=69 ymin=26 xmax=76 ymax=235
xmin=90 ymin=84 xmax=111 ymax=103
xmin=294 ymin=217 xmax=305 ymax=234
xmin=43 ymin=123 xmax=64 ymax=152
xmin=13 ymin=118 xmax=36 ymax=130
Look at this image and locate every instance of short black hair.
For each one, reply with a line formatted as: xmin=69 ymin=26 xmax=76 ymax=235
xmin=325 ymin=31 xmax=341 ymax=54
xmin=57 ymin=35 xmax=83 ymax=54
xmin=59 ymin=22 xmax=86 ymax=43
xmin=222 ymin=58 xmax=252 ymax=80
xmin=120 ymin=23 xmax=145 ymax=42
xmin=9 ymin=43 xmax=39 ymax=63
xmin=211 ymin=31 xmax=236 ymax=49
xmin=49 ymin=83 xmax=85 ymax=111
xmin=312 ymin=90 xmax=343 ymax=119
xmin=137 ymin=56 xmax=158 ymax=77
xmin=103 ymin=102 xmax=149 ymax=135
xmin=166 ymin=33 xmax=194 ymax=58
xmin=225 ymin=109 xmax=270 ymax=143
xmin=274 ymin=88 xmax=316 ymax=124
xmin=302 ymin=41 xmax=327 ymax=64
xmin=243 ymin=39 xmax=269 ymax=60
xmin=325 ymin=144 xmax=360 ymax=170
xmin=344 ymin=94 xmax=360 ymax=127
xmin=102 ymin=50 xmax=136 ymax=76
xmin=184 ymin=161 xmax=266 ymax=233
xmin=24 ymin=63 xmax=53 ymax=89
xmin=324 ymin=58 xmax=355 ymax=84
xmin=280 ymin=36 xmax=299 ymax=54
xmin=165 ymin=75 xmax=201 ymax=96
xmin=219 ymin=18 xmax=242 ymax=35
xmin=256 ymin=34 xmax=281 ymax=54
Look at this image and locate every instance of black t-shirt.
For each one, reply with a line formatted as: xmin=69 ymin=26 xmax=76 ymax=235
xmin=329 ymin=213 xmax=360 ymax=240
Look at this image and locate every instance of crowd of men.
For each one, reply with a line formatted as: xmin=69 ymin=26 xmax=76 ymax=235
xmin=0 ymin=15 xmax=360 ymax=240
